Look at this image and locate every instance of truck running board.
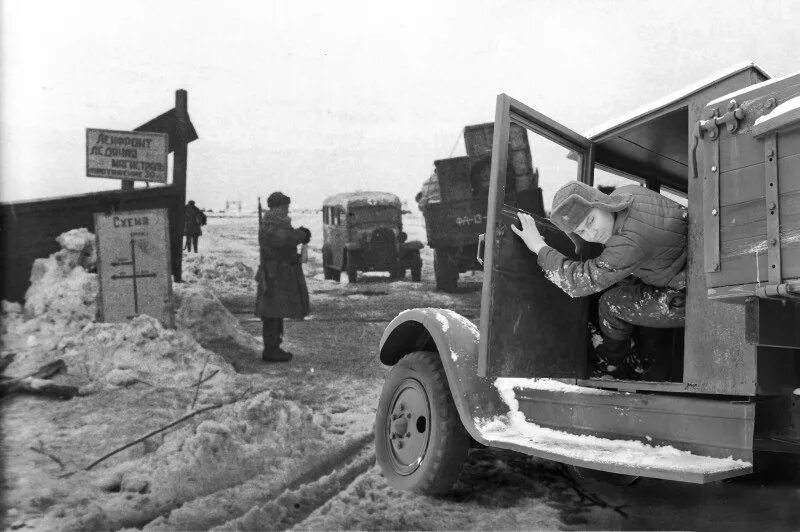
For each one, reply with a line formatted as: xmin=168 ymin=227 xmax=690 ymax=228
xmin=474 ymin=379 xmax=754 ymax=484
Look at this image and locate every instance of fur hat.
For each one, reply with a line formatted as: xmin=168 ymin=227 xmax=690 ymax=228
xmin=550 ymin=181 xmax=633 ymax=252
xmin=267 ymin=191 xmax=291 ymax=208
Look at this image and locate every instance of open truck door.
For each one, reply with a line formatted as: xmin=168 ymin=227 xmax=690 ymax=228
xmin=478 ymin=95 xmax=595 ymax=379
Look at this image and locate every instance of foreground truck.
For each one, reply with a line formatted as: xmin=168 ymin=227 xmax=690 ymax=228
xmin=417 ymin=123 xmax=543 ymax=292
xmin=375 ymin=63 xmax=800 ymax=492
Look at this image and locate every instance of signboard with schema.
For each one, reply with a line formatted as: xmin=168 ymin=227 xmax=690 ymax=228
xmin=87 ymin=128 xmax=169 ymax=183
xmin=94 ymin=208 xmax=174 ymax=327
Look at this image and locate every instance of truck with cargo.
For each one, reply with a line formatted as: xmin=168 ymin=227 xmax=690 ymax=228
xmin=418 ymin=123 xmax=543 ymax=292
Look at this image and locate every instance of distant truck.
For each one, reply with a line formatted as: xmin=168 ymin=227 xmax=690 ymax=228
xmin=417 ymin=123 xmax=543 ymax=291
xmin=322 ymin=191 xmax=424 ymax=283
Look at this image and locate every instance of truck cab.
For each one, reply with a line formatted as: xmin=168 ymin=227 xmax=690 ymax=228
xmin=374 ymin=63 xmax=800 ymax=493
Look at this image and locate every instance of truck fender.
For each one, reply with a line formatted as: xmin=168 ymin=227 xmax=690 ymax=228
xmin=378 ymin=308 xmax=505 ymax=445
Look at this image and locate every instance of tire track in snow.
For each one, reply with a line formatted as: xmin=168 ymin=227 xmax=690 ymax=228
xmin=139 ymin=432 xmax=374 ymax=531
xmin=215 ymin=441 xmax=377 ymax=531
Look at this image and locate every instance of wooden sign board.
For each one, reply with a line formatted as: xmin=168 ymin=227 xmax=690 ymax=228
xmin=87 ymin=128 xmax=169 ymax=183
xmin=95 ymin=208 xmax=174 ymax=327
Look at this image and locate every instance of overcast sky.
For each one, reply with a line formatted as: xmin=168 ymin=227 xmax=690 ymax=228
xmin=2 ymin=0 xmax=800 ymax=210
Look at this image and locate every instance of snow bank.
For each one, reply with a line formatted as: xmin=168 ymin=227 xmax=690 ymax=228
xmin=55 ymin=315 xmax=236 ymax=390
xmin=1 ymin=228 xmax=259 ymax=390
xmin=182 ymin=254 xmax=256 ymax=294
xmin=173 ymin=284 xmax=261 ymax=352
xmin=477 ymin=378 xmax=751 ymax=475
xmin=20 ymin=227 xmax=98 ymax=327
xmin=39 ymin=392 xmax=332 ymax=532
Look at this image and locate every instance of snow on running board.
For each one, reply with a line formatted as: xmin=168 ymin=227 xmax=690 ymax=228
xmin=474 ymin=378 xmax=752 ymax=481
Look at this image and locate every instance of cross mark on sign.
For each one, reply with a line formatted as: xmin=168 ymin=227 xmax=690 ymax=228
xmin=110 ymin=238 xmax=157 ymax=316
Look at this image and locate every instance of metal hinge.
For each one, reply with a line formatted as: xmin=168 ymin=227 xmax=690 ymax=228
xmin=698 ymin=99 xmax=746 ymax=140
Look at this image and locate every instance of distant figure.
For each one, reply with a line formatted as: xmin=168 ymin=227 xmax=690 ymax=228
xmin=184 ymin=200 xmax=207 ymax=253
xmin=254 ymin=192 xmax=312 ymax=362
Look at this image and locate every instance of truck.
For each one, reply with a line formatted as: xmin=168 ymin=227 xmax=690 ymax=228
xmin=374 ymin=62 xmax=800 ymax=492
xmin=417 ymin=123 xmax=543 ymax=292
xmin=321 ymin=191 xmax=424 ymax=283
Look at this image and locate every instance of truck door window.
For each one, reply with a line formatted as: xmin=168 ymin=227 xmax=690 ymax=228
xmin=521 ymin=126 xmax=582 ymax=213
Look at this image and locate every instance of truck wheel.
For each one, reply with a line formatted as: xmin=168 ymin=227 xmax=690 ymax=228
xmin=434 ymin=248 xmax=458 ymax=292
xmin=322 ymin=254 xmax=333 ymax=280
xmin=375 ymin=351 xmax=471 ymax=495
xmin=410 ymin=252 xmax=422 ymax=282
xmin=346 ymin=250 xmax=358 ymax=283
xmin=390 ymin=263 xmax=406 ymax=280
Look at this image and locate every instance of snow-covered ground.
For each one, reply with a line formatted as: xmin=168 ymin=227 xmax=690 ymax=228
xmin=2 ymin=215 xmax=798 ymax=531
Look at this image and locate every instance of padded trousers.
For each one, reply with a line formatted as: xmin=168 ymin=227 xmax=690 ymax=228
xmin=598 ymin=283 xmax=685 ymax=360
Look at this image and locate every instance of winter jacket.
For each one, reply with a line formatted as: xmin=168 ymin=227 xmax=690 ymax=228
xmin=537 ymin=185 xmax=688 ymax=298
xmin=254 ymin=210 xmax=310 ymax=319
xmin=184 ymin=205 xmax=205 ymax=236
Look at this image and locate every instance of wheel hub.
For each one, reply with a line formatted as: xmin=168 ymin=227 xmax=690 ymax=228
xmin=386 ymin=378 xmax=431 ymax=475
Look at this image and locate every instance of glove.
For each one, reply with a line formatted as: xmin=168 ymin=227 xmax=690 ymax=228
xmin=298 ymin=226 xmax=311 ymax=244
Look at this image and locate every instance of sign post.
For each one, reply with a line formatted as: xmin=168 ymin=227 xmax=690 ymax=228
xmin=87 ymin=129 xmax=169 ymax=183
xmin=94 ymin=208 xmax=174 ymax=327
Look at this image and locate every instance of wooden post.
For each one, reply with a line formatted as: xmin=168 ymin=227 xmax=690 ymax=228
xmin=172 ymin=89 xmax=189 ymax=282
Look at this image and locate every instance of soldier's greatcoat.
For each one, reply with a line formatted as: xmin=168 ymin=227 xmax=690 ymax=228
xmin=254 ymin=211 xmax=310 ymax=319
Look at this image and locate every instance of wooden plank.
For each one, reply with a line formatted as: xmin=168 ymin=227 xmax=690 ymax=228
xmin=719 ymin=150 xmax=800 ymax=207
xmin=711 ymin=236 xmax=800 ymax=286
xmin=719 ymin=189 xmax=800 ymax=244
xmin=752 ymin=96 xmax=800 ymax=138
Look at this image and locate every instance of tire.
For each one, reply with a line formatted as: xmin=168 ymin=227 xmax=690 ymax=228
xmin=410 ymin=252 xmax=422 ymax=282
xmin=346 ymin=249 xmax=358 ymax=283
xmin=390 ymin=263 xmax=405 ymax=280
xmin=322 ymin=253 xmax=333 ymax=280
xmin=375 ymin=351 xmax=471 ymax=495
xmin=434 ymin=248 xmax=458 ymax=292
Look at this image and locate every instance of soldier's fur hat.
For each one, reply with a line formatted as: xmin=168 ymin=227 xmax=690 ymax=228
xmin=550 ymin=181 xmax=633 ymax=251
xmin=267 ymin=191 xmax=291 ymax=208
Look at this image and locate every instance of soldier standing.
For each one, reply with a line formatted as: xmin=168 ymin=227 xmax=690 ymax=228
xmin=255 ymin=192 xmax=311 ymax=362
xmin=184 ymin=200 xmax=206 ymax=253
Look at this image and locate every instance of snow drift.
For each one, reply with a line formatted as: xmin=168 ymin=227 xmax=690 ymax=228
xmin=1 ymin=228 xmax=261 ymax=390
